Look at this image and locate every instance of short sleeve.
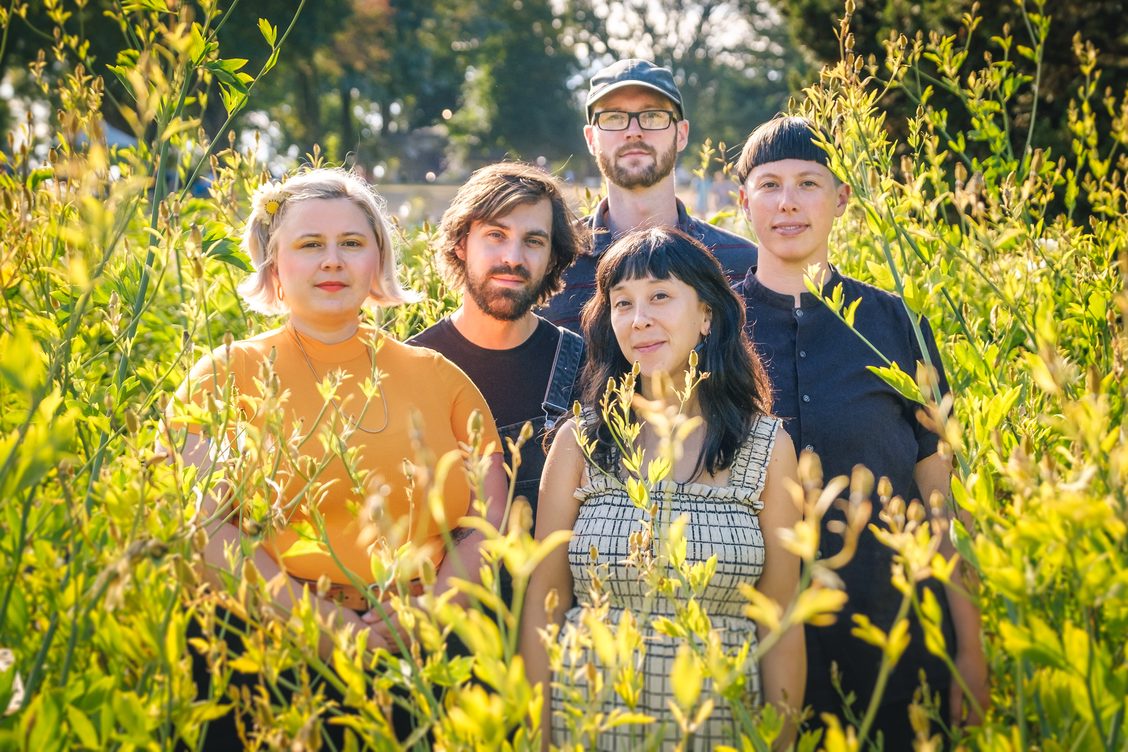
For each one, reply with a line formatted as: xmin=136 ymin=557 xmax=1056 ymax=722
xmin=167 ymin=344 xmax=243 ymax=435
xmin=440 ymin=358 xmax=503 ymax=456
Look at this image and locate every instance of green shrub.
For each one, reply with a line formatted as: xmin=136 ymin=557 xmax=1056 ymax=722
xmin=0 ymin=0 xmax=1124 ymax=749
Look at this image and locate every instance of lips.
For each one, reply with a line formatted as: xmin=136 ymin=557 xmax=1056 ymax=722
xmin=316 ymin=281 xmax=347 ymax=291
xmin=487 ymin=264 xmax=530 ymax=287
xmin=772 ymin=222 xmax=809 ymax=236
xmin=633 ymin=340 xmax=665 ymax=354
xmin=617 ymin=145 xmax=656 ymax=160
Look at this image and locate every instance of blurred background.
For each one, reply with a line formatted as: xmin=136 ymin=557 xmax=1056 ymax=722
xmin=2 ymin=0 xmax=1123 ymax=221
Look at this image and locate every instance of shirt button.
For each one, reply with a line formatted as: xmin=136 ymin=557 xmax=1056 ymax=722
xmin=795 ymin=309 xmax=805 ymax=319
xmin=799 ymin=350 xmax=807 ymax=358
xmin=804 ymin=444 xmax=814 ymax=452
xmin=802 ymin=394 xmax=811 ymax=403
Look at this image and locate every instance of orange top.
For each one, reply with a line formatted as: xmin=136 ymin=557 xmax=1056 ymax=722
xmin=173 ymin=324 xmax=501 ymax=584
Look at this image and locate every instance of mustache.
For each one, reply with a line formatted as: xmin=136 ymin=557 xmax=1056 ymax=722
xmin=615 ymin=143 xmax=657 ymax=159
xmin=488 ymin=264 xmax=531 ymax=280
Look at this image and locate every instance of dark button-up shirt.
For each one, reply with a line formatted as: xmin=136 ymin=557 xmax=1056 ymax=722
xmin=737 ymin=266 xmax=953 ymax=704
xmin=540 ymin=198 xmax=757 ymax=333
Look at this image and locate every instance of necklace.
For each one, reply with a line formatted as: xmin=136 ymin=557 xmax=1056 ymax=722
xmin=287 ymin=323 xmax=390 ymax=434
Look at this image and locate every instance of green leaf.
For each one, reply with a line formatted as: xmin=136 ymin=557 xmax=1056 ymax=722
xmin=867 ymin=362 xmax=925 ymax=404
xmin=258 ymin=18 xmax=277 ymax=47
xmin=111 ymin=691 xmax=150 ymax=743
xmin=280 ymin=538 xmax=326 ymax=559
xmin=201 ymin=222 xmax=251 ymax=271
xmin=26 ymin=167 xmax=54 ymax=191
xmin=0 ymin=328 xmax=48 ymax=393
xmin=670 ymin=645 xmax=702 ymax=709
xmin=66 ymin=706 xmax=100 ymax=749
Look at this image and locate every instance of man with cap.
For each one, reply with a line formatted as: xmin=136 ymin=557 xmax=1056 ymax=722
xmin=539 ymin=58 xmax=757 ymax=332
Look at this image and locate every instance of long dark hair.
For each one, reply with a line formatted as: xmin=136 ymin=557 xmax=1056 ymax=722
xmin=579 ymin=226 xmax=772 ymax=476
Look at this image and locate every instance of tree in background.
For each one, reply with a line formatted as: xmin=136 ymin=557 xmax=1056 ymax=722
xmin=771 ymin=0 xmax=1128 ymax=179
xmin=445 ymin=0 xmax=585 ymax=170
xmin=2 ymin=0 xmax=798 ymax=177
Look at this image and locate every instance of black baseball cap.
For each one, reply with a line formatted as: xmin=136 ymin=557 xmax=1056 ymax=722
xmin=586 ymin=59 xmax=683 ymax=122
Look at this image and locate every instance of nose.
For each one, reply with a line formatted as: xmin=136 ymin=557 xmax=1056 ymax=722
xmin=622 ymin=113 xmax=646 ymax=138
xmin=499 ymin=238 xmax=524 ymax=267
xmin=632 ymin=303 xmax=652 ymax=329
xmin=778 ymin=185 xmax=798 ymax=212
xmin=321 ymin=245 xmax=344 ymax=268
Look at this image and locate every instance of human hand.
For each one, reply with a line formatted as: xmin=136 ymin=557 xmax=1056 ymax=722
xmin=361 ymin=604 xmax=410 ymax=654
xmin=950 ymin=645 xmax=989 ymax=726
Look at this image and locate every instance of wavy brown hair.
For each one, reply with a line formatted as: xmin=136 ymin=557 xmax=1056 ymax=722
xmin=437 ymin=161 xmax=588 ymax=305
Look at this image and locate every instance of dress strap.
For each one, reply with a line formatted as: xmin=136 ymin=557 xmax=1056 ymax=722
xmin=729 ymin=414 xmax=781 ymax=497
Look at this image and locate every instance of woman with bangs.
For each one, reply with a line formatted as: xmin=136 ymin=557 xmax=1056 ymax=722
xmin=521 ymin=226 xmax=803 ymax=750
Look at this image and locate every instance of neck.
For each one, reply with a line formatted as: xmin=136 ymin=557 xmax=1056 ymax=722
xmin=754 ymin=253 xmax=832 ymax=306
xmin=288 ymin=315 xmax=361 ymax=344
xmin=451 ymin=305 xmax=538 ymax=349
xmin=638 ymin=370 xmax=703 ymax=416
xmin=604 ymin=178 xmax=679 ymax=236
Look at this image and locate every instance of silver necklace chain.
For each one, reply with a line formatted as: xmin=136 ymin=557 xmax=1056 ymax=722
xmin=287 ymin=324 xmax=389 ymax=435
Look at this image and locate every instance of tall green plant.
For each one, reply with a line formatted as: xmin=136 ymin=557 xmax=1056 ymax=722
xmin=787 ymin=0 xmax=1128 ymax=748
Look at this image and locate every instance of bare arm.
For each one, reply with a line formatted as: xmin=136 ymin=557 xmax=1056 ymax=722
xmin=177 ymin=432 xmax=368 ymax=658
xmin=361 ymin=450 xmax=507 ymax=648
xmin=434 ymin=452 xmax=508 ymax=596
xmin=915 ymin=452 xmax=989 ymax=726
xmin=755 ymin=426 xmax=804 ymax=749
xmin=520 ymin=420 xmax=584 ymax=749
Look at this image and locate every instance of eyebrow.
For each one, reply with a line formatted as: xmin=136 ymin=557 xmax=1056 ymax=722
xmin=755 ymin=170 xmax=825 ymax=180
xmin=482 ymin=219 xmax=550 ymax=239
xmin=610 ymin=278 xmax=661 ymax=292
xmin=293 ymin=231 xmax=368 ymax=240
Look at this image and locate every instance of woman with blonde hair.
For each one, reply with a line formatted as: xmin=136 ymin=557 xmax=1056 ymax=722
xmin=172 ymin=167 xmax=505 ymax=746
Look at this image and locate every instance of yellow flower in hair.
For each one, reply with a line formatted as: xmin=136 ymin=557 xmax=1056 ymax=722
xmin=254 ymin=180 xmax=287 ymax=219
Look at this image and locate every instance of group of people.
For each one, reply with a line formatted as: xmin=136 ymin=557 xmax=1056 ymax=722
xmin=172 ymin=57 xmax=988 ymax=750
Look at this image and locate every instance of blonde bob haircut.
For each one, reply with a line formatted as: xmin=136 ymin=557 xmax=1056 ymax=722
xmin=237 ymin=167 xmax=419 ymax=315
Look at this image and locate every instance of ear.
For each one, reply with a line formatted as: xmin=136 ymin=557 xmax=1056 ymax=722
xmin=455 ymin=238 xmax=468 ymax=261
xmin=583 ymin=124 xmax=597 ymax=156
xmin=701 ymin=304 xmax=713 ymax=336
xmin=738 ymin=185 xmax=750 ymax=217
xmin=675 ymin=118 xmax=690 ymax=153
xmin=834 ymin=182 xmax=851 ymax=217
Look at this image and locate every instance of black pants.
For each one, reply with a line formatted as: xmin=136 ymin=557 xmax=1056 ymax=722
xmin=184 ymin=608 xmax=418 ymax=750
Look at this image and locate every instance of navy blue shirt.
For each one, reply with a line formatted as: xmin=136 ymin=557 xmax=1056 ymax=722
xmin=540 ymin=198 xmax=757 ymax=333
xmin=737 ymin=266 xmax=954 ymax=707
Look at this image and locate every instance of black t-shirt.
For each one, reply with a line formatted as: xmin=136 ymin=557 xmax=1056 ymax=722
xmin=408 ymin=316 xmax=558 ymax=428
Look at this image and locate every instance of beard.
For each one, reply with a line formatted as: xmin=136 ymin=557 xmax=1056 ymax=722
xmin=464 ymin=263 xmax=547 ymax=321
xmin=596 ymin=137 xmax=678 ymax=190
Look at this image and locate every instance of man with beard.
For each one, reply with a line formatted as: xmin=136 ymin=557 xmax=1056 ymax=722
xmin=540 ymin=58 xmax=758 ymax=332
xmin=409 ymin=163 xmax=586 ymax=582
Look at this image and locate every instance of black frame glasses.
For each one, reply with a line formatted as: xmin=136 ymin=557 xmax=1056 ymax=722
xmin=591 ymin=109 xmax=678 ymax=131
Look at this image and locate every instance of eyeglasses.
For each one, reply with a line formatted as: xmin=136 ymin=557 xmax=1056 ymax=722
xmin=591 ymin=109 xmax=678 ymax=131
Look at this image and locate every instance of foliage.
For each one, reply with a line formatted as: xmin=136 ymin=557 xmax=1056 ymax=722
xmin=770 ymin=0 xmax=1128 ymax=194
xmin=781 ymin=0 xmax=1127 ymax=748
xmin=0 ymin=1 xmax=1125 ymax=751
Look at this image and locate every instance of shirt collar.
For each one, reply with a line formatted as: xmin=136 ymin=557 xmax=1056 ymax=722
xmin=590 ymin=197 xmax=694 ymax=256
xmin=740 ymin=264 xmax=845 ymax=311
